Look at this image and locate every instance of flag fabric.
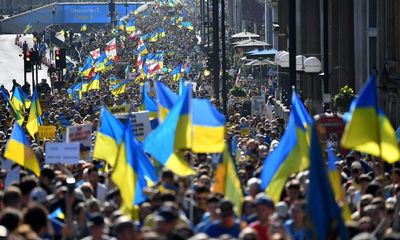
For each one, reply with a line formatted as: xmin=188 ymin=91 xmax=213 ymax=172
xmin=178 ymin=79 xmax=184 ymax=95
xmin=307 ymin=123 xmax=347 ymax=240
xmin=340 ymin=75 xmax=400 ymax=163
xmin=112 ymin=118 xmax=158 ymax=208
xmin=81 ymin=24 xmax=87 ymax=32
xmin=67 ymin=82 xmax=83 ymax=101
xmin=125 ymin=19 xmax=136 ymax=32
xmin=156 ymin=81 xmax=226 ymax=153
xmin=94 ymin=53 xmax=107 ymax=73
xmin=81 ymin=56 xmax=94 ymax=77
xmin=111 ymin=80 xmax=127 ymax=96
xmin=144 ymin=84 xmax=195 ymax=176
xmin=135 ymin=44 xmax=148 ymax=55
xmin=158 ymin=27 xmax=166 ymax=37
xmin=180 ymin=22 xmax=193 ymax=30
xmin=26 ymin=89 xmax=43 ymax=138
xmin=171 ymin=64 xmax=182 ymax=81
xmin=117 ymin=20 xmax=125 ymax=31
xmin=1 ymin=86 xmax=24 ymax=125
xmin=11 ymin=86 xmax=29 ymax=112
xmin=90 ymin=48 xmax=100 ymax=60
xmin=327 ymin=148 xmax=351 ymax=222
xmin=93 ymin=108 xmax=124 ymax=167
xmin=4 ymin=123 xmax=41 ymax=176
xmin=23 ymin=24 xmax=33 ymax=34
xmin=260 ymin=91 xmax=313 ymax=203
xmin=213 ymin=145 xmax=244 ymax=215
xmin=48 ymin=208 xmax=65 ymax=234
xmin=105 ymin=38 xmax=117 ymax=60
xmin=149 ymin=31 xmax=159 ymax=42
xmin=55 ymin=29 xmax=65 ymax=42
xmin=87 ymin=73 xmax=100 ymax=91
xmin=140 ymin=82 xmax=159 ymax=129
xmin=192 ymin=99 xmax=226 ymax=153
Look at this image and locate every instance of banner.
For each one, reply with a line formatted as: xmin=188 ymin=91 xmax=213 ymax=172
xmin=251 ymin=96 xmax=265 ymax=116
xmin=115 ymin=111 xmax=151 ymax=141
xmin=66 ymin=124 xmax=92 ymax=160
xmin=38 ymin=125 xmax=57 ymax=140
xmin=108 ymin=105 xmax=130 ymax=114
xmin=45 ymin=142 xmax=80 ymax=164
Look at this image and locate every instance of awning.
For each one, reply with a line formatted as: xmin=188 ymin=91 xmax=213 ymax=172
xmin=234 ymin=39 xmax=271 ymax=48
xmin=250 ymin=49 xmax=278 ymax=56
xmin=231 ymin=31 xmax=260 ymax=39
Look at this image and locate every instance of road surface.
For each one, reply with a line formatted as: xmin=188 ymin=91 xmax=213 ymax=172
xmin=0 ymin=34 xmax=49 ymax=91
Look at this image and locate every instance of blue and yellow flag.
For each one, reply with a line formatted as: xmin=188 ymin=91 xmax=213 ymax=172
xmin=192 ymin=99 xmax=226 ymax=153
xmin=171 ymin=65 xmax=182 ymax=81
xmin=260 ymin=91 xmax=312 ymax=203
xmin=158 ymin=27 xmax=166 ymax=38
xmin=111 ymin=80 xmax=127 ymax=96
xmin=140 ymin=82 xmax=158 ymax=129
xmin=156 ymin=81 xmax=226 ymax=153
xmin=94 ymin=53 xmax=107 ymax=73
xmin=178 ymin=79 xmax=184 ymax=96
xmin=340 ymin=75 xmax=400 ymax=163
xmin=11 ymin=86 xmax=30 ymax=112
xmin=48 ymin=207 xmax=65 ymax=234
xmin=117 ymin=19 xmax=125 ymax=31
xmin=125 ymin=19 xmax=136 ymax=32
xmin=87 ymin=73 xmax=100 ymax=91
xmin=307 ymin=123 xmax=347 ymax=240
xmin=327 ymin=148 xmax=351 ymax=222
xmin=1 ymin=86 xmax=24 ymax=125
xmin=93 ymin=107 xmax=124 ymax=167
xmin=135 ymin=44 xmax=148 ymax=55
xmin=81 ymin=56 xmax=94 ymax=77
xmin=81 ymin=24 xmax=87 ymax=32
xmin=4 ymin=123 xmax=40 ymax=176
xmin=112 ymin=118 xmax=158 ymax=208
xmin=26 ymin=89 xmax=43 ymax=138
xmin=67 ymin=82 xmax=83 ymax=101
xmin=144 ymin=84 xmax=195 ymax=176
xmin=149 ymin=31 xmax=159 ymax=42
xmin=213 ymin=144 xmax=244 ymax=215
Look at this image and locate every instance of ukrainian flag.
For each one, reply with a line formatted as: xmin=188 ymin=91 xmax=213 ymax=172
xmin=307 ymin=123 xmax=347 ymax=240
xmin=111 ymin=80 xmax=127 ymax=96
xmin=93 ymin=107 xmax=124 ymax=167
xmin=94 ymin=53 xmax=107 ymax=73
xmin=81 ymin=56 xmax=94 ymax=77
xmin=1 ymin=86 xmax=24 ymax=125
xmin=144 ymin=84 xmax=195 ymax=176
xmin=149 ymin=31 xmax=159 ymax=42
xmin=104 ymin=59 xmax=113 ymax=72
xmin=178 ymin=79 xmax=184 ymax=95
xmin=181 ymin=22 xmax=194 ymax=31
xmin=67 ymin=82 xmax=83 ymax=100
xmin=260 ymin=91 xmax=313 ymax=203
xmin=158 ymin=27 xmax=166 ymax=38
xmin=192 ymin=99 xmax=226 ymax=153
xmin=88 ymin=73 xmax=100 ymax=91
xmin=117 ymin=19 xmax=125 ymax=30
xmin=156 ymin=81 xmax=179 ymax=122
xmin=327 ymin=148 xmax=351 ymax=222
xmin=11 ymin=86 xmax=30 ymax=112
xmin=4 ymin=123 xmax=40 ymax=176
xmin=156 ymin=81 xmax=226 ymax=153
xmin=81 ymin=24 xmax=87 ymax=32
xmin=213 ymin=144 xmax=244 ymax=215
xmin=140 ymin=82 xmax=158 ymax=129
xmin=125 ymin=19 xmax=136 ymax=33
xmin=112 ymin=119 xmax=158 ymax=208
xmin=26 ymin=89 xmax=43 ymax=138
xmin=341 ymin=75 xmax=400 ymax=163
xmin=135 ymin=44 xmax=148 ymax=55
xmin=171 ymin=65 xmax=182 ymax=81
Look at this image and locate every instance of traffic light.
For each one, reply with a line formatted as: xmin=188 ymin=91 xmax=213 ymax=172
xmin=55 ymin=48 xmax=66 ymax=69
xmin=24 ymin=50 xmax=32 ymax=72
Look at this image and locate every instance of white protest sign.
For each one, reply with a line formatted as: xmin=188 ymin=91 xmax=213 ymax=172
xmin=45 ymin=142 xmax=80 ymax=164
xmin=115 ymin=111 xmax=151 ymax=141
xmin=66 ymin=124 xmax=92 ymax=160
xmin=251 ymin=96 xmax=266 ymax=116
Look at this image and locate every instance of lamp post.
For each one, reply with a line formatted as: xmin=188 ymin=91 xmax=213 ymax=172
xmin=51 ymin=5 xmax=56 ymax=25
xmin=125 ymin=0 xmax=128 ymax=17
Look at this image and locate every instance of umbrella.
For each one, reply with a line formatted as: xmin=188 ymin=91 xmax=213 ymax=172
xmin=231 ymin=31 xmax=260 ymax=39
xmin=234 ymin=39 xmax=271 ymax=48
xmin=250 ymin=49 xmax=278 ymax=56
xmin=245 ymin=59 xmax=275 ymax=66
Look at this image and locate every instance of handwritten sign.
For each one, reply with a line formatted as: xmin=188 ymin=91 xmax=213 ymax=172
xmin=66 ymin=124 xmax=92 ymax=160
xmin=108 ymin=105 xmax=130 ymax=114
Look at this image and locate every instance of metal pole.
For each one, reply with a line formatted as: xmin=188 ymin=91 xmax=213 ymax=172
xmin=212 ymin=0 xmax=220 ymax=101
xmin=200 ymin=0 xmax=205 ymax=42
xmin=288 ymin=0 xmax=296 ymax=102
xmin=221 ymin=0 xmax=227 ymax=114
xmin=206 ymin=0 xmax=210 ymax=45
xmin=322 ymin=0 xmax=330 ymax=109
xmin=31 ymin=64 xmax=35 ymax=90
xmin=264 ymin=0 xmax=267 ymax=42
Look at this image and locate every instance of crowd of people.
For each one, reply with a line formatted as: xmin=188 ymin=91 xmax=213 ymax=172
xmin=0 ymin=1 xmax=399 ymax=240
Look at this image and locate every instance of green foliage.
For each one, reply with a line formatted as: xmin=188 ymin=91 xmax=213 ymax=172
xmin=229 ymin=85 xmax=247 ymax=97
xmin=333 ymin=85 xmax=355 ymax=112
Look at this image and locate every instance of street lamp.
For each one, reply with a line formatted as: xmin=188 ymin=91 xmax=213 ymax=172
xmin=51 ymin=5 xmax=56 ymax=26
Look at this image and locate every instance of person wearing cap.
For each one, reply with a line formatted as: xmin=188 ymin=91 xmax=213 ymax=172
xmin=202 ymin=199 xmax=241 ymax=238
xmin=249 ymin=194 xmax=275 ymax=240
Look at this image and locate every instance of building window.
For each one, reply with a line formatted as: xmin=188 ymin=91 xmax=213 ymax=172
xmin=368 ymin=36 xmax=377 ymax=73
xmin=368 ymin=0 xmax=377 ymax=28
